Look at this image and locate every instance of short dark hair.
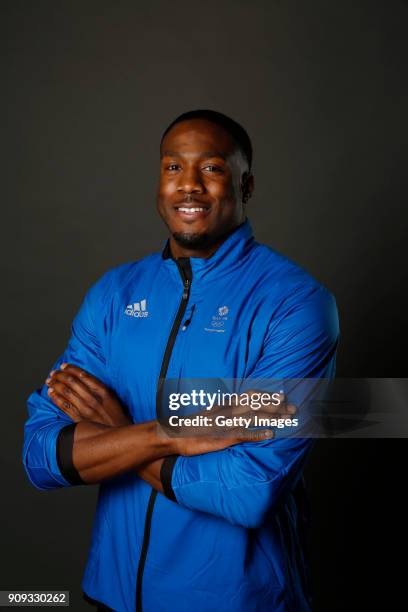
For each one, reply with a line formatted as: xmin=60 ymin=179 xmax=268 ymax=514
xmin=160 ymin=109 xmax=253 ymax=173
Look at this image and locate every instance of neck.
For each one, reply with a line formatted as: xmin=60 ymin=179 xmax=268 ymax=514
xmin=168 ymin=222 xmax=244 ymax=259
xmin=169 ymin=237 xmax=220 ymax=259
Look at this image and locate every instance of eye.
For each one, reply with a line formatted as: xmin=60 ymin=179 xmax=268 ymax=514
xmin=166 ymin=163 xmax=180 ymax=171
xmin=203 ymin=165 xmax=222 ymax=173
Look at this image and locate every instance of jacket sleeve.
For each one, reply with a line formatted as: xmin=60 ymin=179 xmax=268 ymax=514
xmin=160 ymin=285 xmax=340 ymax=528
xmin=22 ymin=271 xmax=115 ymax=491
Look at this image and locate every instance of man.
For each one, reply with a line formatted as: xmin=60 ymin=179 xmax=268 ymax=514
xmin=23 ymin=109 xmax=339 ymax=612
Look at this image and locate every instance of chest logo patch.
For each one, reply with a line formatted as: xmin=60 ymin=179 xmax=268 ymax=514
xmin=124 ymin=299 xmax=149 ymax=318
xmin=204 ymin=305 xmax=229 ymax=333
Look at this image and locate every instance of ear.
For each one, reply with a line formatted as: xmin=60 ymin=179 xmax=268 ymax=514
xmin=241 ymin=172 xmax=255 ymax=203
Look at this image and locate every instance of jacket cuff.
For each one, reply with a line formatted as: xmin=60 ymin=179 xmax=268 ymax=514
xmin=160 ymin=455 xmax=179 ymax=502
xmin=56 ymin=423 xmax=85 ymax=485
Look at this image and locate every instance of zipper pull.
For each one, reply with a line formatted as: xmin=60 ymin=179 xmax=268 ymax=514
xmin=182 ymin=304 xmax=196 ymax=331
xmin=182 ymin=279 xmax=190 ymax=299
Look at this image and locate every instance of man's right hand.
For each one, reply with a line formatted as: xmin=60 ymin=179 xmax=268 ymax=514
xmin=169 ymin=427 xmax=274 ymax=456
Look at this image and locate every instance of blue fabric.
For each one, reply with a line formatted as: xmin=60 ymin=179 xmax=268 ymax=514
xmin=23 ymin=220 xmax=339 ymax=612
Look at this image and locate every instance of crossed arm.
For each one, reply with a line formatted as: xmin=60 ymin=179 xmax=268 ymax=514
xmin=45 ymin=363 xmax=279 ymax=492
xmin=23 ymin=273 xmax=339 ymax=528
xmin=44 ymin=364 xmax=286 ymax=492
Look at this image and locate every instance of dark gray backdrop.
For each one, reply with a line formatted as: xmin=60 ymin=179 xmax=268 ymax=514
xmin=2 ymin=1 xmax=407 ymax=610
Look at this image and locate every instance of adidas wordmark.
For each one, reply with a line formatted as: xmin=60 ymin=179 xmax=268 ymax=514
xmin=125 ymin=299 xmax=149 ymax=318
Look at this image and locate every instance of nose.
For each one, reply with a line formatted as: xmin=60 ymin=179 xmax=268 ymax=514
xmin=177 ymin=164 xmax=204 ymax=195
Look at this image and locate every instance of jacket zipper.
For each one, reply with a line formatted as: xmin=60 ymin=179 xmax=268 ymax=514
xmin=135 ymin=257 xmax=192 ymax=612
xmin=182 ymin=303 xmax=196 ymax=331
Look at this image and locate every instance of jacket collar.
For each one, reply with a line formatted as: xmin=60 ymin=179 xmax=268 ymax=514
xmin=161 ymin=218 xmax=255 ymax=283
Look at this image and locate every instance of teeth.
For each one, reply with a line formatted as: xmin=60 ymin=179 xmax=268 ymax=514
xmin=177 ymin=207 xmax=206 ymax=213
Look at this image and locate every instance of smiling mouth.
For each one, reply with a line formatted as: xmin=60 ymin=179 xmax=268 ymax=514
xmin=173 ymin=203 xmax=211 ymax=218
xmin=175 ymin=206 xmax=209 ymax=214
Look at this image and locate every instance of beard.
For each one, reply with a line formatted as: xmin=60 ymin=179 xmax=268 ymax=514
xmin=171 ymin=231 xmax=215 ymax=250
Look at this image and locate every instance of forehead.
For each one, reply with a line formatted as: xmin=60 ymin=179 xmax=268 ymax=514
xmin=160 ymin=119 xmax=236 ymax=157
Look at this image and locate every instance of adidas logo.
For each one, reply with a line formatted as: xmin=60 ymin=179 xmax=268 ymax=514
xmin=125 ymin=299 xmax=149 ymax=318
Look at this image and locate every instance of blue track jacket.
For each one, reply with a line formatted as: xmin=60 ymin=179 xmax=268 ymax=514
xmin=23 ymin=220 xmax=339 ymax=612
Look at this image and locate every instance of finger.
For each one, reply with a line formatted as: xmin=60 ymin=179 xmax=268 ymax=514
xmin=187 ymin=391 xmax=283 ymax=418
xmin=61 ymin=363 xmax=110 ymax=398
xmin=255 ymin=404 xmax=296 ymax=417
xmin=60 ymin=364 xmax=111 ymax=398
xmin=231 ymin=429 xmax=274 ymax=442
xmin=238 ymin=392 xmax=295 ymax=416
xmin=207 ymin=402 xmax=297 ymax=425
xmin=264 ymin=403 xmax=297 ymax=418
xmin=246 ymin=390 xmax=287 ymax=411
xmin=237 ymin=409 xmax=297 ymax=425
xmin=215 ymin=426 xmax=274 ymax=440
xmin=254 ymin=402 xmax=297 ymax=417
xmin=48 ymin=379 xmax=97 ymax=420
xmin=47 ymin=387 xmax=81 ymax=422
xmin=223 ymin=390 xmax=285 ymax=416
xmin=48 ymin=370 xmax=101 ymax=407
